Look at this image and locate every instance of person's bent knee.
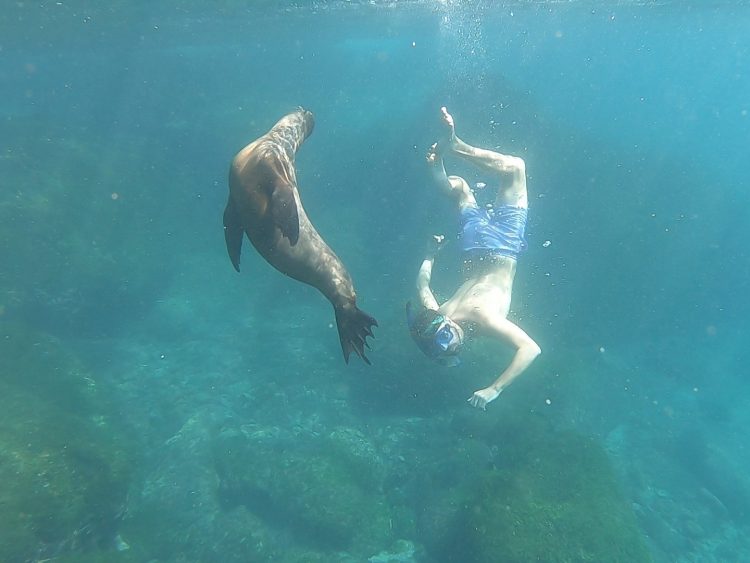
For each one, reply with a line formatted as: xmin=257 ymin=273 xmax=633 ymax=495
xmin=508 ymin=156 xmax=526 ymax=175
xmin=490 ymin=154 xmax=525 ymax=176
xmin=527 ymin=341 xmax=541 ymax=359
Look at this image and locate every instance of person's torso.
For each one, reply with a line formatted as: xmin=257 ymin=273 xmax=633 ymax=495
xmin=440 ymin=259 xmax=516 ymax=324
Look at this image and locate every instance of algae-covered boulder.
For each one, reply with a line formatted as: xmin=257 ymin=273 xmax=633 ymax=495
xmin=120 ymin=412 xmax=286 ymax=563
xmin=123 ymin=417 xmax=396 ymax=562
xmin=419 ymin=416 xmax=651 ymax=563
xmin=212 ymin=424 xmax=394 ymax=557
xmin=0 ymin=322 xmax=132 ymax=562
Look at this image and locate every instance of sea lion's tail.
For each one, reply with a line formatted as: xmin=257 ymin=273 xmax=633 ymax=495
xmin=334 ymin=304 xmax=378 ymax=365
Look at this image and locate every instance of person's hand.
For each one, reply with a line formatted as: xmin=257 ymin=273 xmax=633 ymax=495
xmin=426 ymin=234 xmax=445 ymax=256
xmin=468 ymin=386 xmax=502 ymax=410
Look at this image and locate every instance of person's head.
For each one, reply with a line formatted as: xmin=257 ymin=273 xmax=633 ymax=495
xmin=406 ymin=302 xmax=464 ymax=366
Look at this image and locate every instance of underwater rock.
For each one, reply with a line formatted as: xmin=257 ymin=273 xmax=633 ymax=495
xmin=417 ymin=415 xmax=652 ymax=562
xmin=326 ymin=425 xmax=388 ymax=485
xmin=212 ymin=422 xmax=394 ymax=557
xmin=0 ymin=322 xmax=132 ymax=562
xmin=673 ymin=426 xmax=750 ymax=524
xmin=368 ymin=538 xmax=421 ymax=562
xmin=632 ymin=502 xmax=687 ymax=559
xmin=121 ymin=411 xmax=280 ymax=562
xmin=121 ymin=403 xmax=401 ymax=560
xmin=696 ymin=486 xmax=730 ymax=520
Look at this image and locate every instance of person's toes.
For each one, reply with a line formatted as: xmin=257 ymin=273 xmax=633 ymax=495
xmin=426 ymin=142 xmax=439 ymax=161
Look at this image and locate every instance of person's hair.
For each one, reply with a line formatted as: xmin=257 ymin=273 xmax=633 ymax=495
xmin=406 ymin=302 xmax=445 ymax=358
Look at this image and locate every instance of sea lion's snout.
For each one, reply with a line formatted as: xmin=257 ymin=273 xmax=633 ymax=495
xmin=298 ymin=108 xmax=315 ymax=139
xmin=283 ymin=107 xmax=315 ymax=141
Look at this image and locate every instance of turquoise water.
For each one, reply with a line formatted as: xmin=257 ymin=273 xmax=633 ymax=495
xmin=1 ymin=2 xmax=749 ymax=561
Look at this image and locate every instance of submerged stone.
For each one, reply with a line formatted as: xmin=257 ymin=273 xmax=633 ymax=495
xmin=0 ymin=322 xmax=132 ymax=562
xmin=418 ymin=414 xmax=652 ymax=563
xmin=212 ymin=423 xmax=394 ymax=557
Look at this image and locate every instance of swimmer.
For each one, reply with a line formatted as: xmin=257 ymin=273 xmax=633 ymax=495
xmin=406 ymin=107 xmax=541 ymax=410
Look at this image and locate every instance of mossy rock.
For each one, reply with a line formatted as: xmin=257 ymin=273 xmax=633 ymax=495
xmin=52 ymin=547 xmax=144 ymax=563
xmin=420 ymin=416 xmax=651 ymax=563
xmin=213 ymin=425 xmax=393 ymax=555
xmin=123 ymin=506 xmax=282 ymax=563
xmin=324 ymin=426 xmax=388 ymax=487
xmin=0 ymin=322 xmax=132 ymax=562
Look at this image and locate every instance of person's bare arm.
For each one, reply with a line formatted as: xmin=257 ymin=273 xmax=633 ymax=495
xmin=468 ymin=317 xmax=541 ymax=410
xmin=415 ymin=235 xmax=446 ymax=310
xmin=416 ymin=257 xmax=439 ymax=311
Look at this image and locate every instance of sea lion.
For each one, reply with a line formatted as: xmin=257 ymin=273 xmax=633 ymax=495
xmin=223 ymin=108 xmax=377 ymax=364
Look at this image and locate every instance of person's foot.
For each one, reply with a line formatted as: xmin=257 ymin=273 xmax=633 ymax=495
xmin=440 ymin=106 xmax=458 ymax=148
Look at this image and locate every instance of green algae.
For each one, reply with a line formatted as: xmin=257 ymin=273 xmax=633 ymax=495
xmin=52 ymin=548 xmax=144 ymax=563
xmin=0 ymin=322 xmax=132 ymax=562
xmin=420 ymin=414 xmax=652 ymax=563
xmin=212 ymin=425 xmax=393 ymax=557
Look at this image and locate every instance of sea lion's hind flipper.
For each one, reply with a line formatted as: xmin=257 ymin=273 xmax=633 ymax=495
xmin=334 ymin=304 xmax=378 ymax=365
xmin=223 ymin=197 xmax=243 ymax=272
xmin=270 ymin=178 xmax=300 ymax=245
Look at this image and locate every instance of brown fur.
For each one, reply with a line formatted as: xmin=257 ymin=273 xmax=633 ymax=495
xmin=223 ymin=108 xmax=376 ymax=364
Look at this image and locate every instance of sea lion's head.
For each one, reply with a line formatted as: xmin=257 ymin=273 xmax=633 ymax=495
xmin=295 ymin=107 xmax=315 ymax=140
xmin=270 ymin=108 xmax=316 ymax=152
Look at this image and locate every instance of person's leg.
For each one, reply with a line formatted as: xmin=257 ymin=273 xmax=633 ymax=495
xmin=426 ymin=141 xmax=475 ymax=207
xmin=440 ymin=107 xmax=527 ymax=208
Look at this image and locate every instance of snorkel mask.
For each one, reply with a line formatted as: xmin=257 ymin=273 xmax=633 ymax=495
xmin=406 ymin=302 xmax=463 ymax=366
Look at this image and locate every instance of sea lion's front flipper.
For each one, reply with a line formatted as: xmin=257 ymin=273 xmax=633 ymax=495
xmin=334 ymin=304 xmax=378 ymax=364
xmin=223 ymin=197 xmax=243 ymax=272
xmin=270 ymin=179 xmax=300 ymax=245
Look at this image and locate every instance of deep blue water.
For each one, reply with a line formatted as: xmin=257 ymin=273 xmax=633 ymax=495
xmin=1 ymin=2 xmax=749 ymax=562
